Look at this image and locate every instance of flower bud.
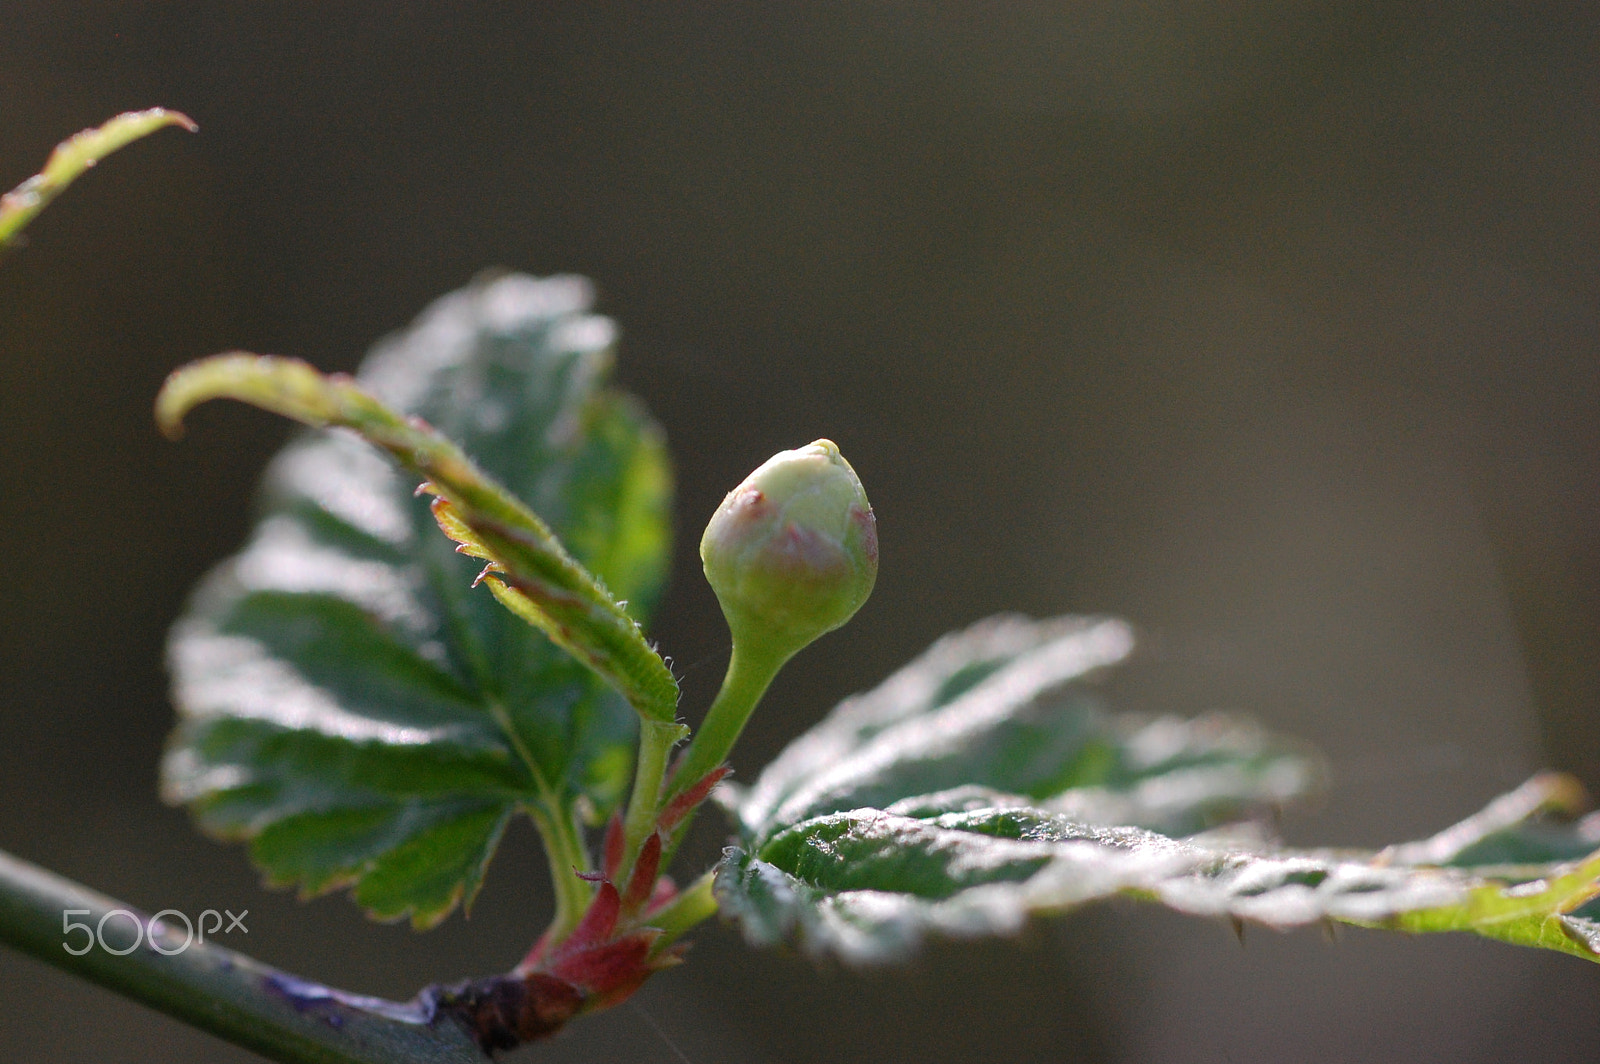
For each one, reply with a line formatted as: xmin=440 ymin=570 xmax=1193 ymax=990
xmin=701 ymin=440 xmax=877 ymax=664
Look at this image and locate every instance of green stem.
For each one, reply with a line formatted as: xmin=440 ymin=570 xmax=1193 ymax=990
xmin=667 ymin=643 xmax=786 ymax=802
xmin=645 ymin=870 xmax=719 ymax=957
xmin=486 ymin=697 xmax=592 ymax=944
xmin=527 ymin=801 xmax=591 ymax=943
xmin=619 ymin=719 xmax=687 ymax=884
xmin=0 ymin=848 xmax=485 ymax=1064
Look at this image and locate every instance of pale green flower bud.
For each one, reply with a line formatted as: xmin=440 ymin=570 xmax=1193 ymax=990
xmin=701 ymin=439 xmax=877 ymax=665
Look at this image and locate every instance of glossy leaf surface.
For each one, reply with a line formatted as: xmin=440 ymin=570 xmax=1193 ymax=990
xmin=718 ymin=616 xmax=1600 ymax=965
xmin=163 ymin=274 xmax=672 ymax=927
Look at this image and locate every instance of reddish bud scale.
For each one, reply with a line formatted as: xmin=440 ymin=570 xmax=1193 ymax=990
xmin=622 ymin=832 xmax=663 ymax=912
xmin=561 ymin=882 xmax=620 ymax=954
xmin=660 ymin=764 xmax=731 ymax=831
xmin=500 ymin=745 xmax=739 ymax=1046
xmin=546 ymin=932 xmax=658 ymax=995
xmin=601 ymin=812 xmax=625 ymax=881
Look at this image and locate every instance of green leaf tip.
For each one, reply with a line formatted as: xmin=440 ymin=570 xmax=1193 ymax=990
xmin=156 ymin=352 xmax=357 ymax=439
xmin=1 ymin=107 xmax=197 ymax=250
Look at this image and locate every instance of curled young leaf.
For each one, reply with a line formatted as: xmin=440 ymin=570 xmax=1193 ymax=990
xmin=158 ymin=342 xmax=678 ymax=725
xmin=1 ymin=107 xmax=196 ymax=250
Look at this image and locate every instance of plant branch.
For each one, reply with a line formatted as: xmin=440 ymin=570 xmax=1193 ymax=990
xmin=619 ymin=719 xmax=688 ymax=883
xmin=0 ymin=848 xmax=487 ymax=1064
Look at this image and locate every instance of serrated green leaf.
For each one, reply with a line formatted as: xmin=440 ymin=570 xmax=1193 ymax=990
xmin=1 ymin=107 xmax=196 ymax=251
xmin=730 ymin=615 xmax=1316 ymax=845
xmin=718 ymin=804 xmax=1600 ymax=965
xmin=718 ymin=615 xmax=1600 ymax=966
xmin=163 ymin=274 xmax=672 ymax=927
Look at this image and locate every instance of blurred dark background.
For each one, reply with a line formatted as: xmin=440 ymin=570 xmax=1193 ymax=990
xmin=4 ymin=3 xmax=1600 ymax=1061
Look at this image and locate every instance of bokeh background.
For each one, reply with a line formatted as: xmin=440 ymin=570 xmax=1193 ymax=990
xmin=4 ymin=4 xmax=1600 ymax=1061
